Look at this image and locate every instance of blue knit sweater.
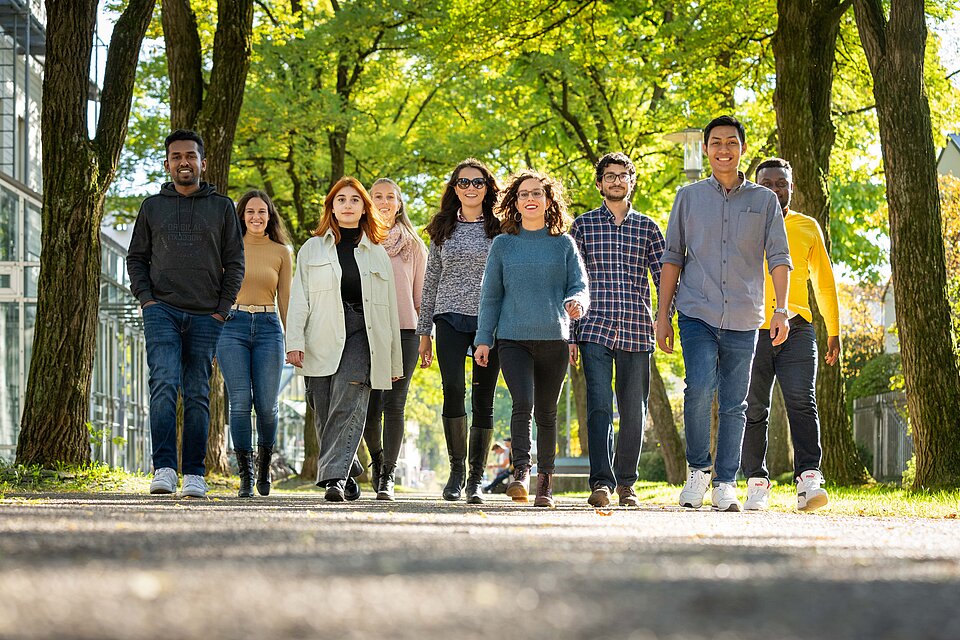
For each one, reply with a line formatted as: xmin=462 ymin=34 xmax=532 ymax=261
xmin=476 ymin=227 xmax=590 ymax=346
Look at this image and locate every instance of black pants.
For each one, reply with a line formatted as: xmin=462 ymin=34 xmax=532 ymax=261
xmin=363 ymin=330 xmax=420 ymax=466
xmin=498 ymin=339 xmax=568 ymax=474
xmin=435 ymin=317 xmax=499 ymax=428
xmin=742 ymin=317 xmax=823 ymax=479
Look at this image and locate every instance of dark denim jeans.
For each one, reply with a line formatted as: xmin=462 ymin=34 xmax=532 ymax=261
xmin=498 ymin=339 xmax=568 ymax=473
xmin=580 ymin=342 xmax=651 ymax=489
xmin=142 ymin=302 xmax=225 ymax=476
xmin=364 ymin=329 xmax=419 ymax=466
xmin=678 ymin=313 xmax=758 ymax=485
xmin=435 ymin=317 xmax=499 ymax=427
xmin=216 ymin=310 xmax=285 ymax=452
xmin=305 ymin=304 xmax=371 ymax=484
xmin=742 ymin=317 xmax=822 ymax=479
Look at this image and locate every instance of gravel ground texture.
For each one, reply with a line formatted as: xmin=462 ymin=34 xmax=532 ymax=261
xmin=1 ymin=491 xmax=958 ymax=640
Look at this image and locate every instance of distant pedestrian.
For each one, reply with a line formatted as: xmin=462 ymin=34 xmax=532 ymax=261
xmin=127 ymin=129 xmax=245 ymax=499
xmin=475 ymin=170 xmax=589 ymax=508
xmin=362 ymin=178 xmax=427 ymax=501
xmin=217 ymin=190 xmax=292 ymax=498
xmin=417 ymin=159 xmax=502 ymax=504
xmin=285 ymin=177 xmax=403 ymax=502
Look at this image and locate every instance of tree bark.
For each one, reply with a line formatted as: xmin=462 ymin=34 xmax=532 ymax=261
xmin=299 ymin=400 xmax=318 ymax=481
xmin=767 ymin=382 xmax=793 ymax=476
xmin=15 ymin=0 xmax=156 ymax=466
xmin=649 ymin=356 xmax=686 ymax=484
xmin=854 ymin=0 xmax=960 ymax=489
xmin=569 ymin=362 xmax=589 ymax=457
xmin=772 ymin=0 xmax=871 ymax=484
xmin=162 ymin=0 xmax=255 ymax=475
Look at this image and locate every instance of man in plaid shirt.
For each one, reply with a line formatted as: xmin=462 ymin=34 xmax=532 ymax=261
xmin=570 ymin=152 xmax=665 ymax=508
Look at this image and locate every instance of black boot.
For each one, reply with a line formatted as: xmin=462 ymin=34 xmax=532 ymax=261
xmin=344 ymin=457 xmax=363 ymax=501
xmin=465 ymin=427 xmax=494 ymax=504
xmin=369 ymin=450 xmax=384 ymax=492
xmin=377 ymin=463 xmax=396 ymax=501
xmin=255 ymin=445 xmax=273 ymax=496
xmin=324 ymin=479 xmax=345 ymax=502
xmin=236 ymin=450 xmax=254 ymax=498
xmin=441 ymin=415 xmax=468 ymax=501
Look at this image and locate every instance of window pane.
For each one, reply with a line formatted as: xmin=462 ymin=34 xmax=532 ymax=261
xmin=24 ymin=266 xmax=38 ymax=297
xmin=0 ymin=302 xmax=20 ymax=453
xmin=25 ymin=202 xmax=41 ymax=261
xmin=0 ymin=187 xmax=18 ymax=262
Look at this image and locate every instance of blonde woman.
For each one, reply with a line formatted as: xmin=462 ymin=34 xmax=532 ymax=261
xmin=286 ymin=177 xmax=403 ymax=502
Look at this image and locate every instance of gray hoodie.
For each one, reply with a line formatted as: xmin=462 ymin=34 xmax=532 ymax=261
xmin=126 ymin=181 xmax=244 ymax=316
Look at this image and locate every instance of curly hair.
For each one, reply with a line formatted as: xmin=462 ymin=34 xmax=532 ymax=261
xmin=423 ymin=158 xmax=501 ymax=245
xmin=497 ymin=170 xmax=571 ymax=236
xmin=314 ymin=176 xmax=387 ymax=245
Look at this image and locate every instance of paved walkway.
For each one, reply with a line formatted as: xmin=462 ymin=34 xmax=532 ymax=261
xmin=1 ymin=492 xmax=958 ymax=639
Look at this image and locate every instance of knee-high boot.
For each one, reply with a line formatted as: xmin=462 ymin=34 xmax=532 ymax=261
xmin=441 ymin=415 xmax=468 ymax=501
xmin=465 ymin=427 xmax=494 ymax=504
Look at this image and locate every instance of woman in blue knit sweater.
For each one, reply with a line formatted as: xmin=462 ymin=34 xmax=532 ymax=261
xmin=474 ymin=171 xmax=589 ymax=507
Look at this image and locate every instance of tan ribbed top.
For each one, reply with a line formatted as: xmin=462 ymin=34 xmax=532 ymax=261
xmin=235 ymin=233 xmax=293 ymax=328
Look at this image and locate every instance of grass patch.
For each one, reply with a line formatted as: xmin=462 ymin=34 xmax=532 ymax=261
xmin=561 ymin=481 xmax=960 ymax=519
xmin=0 ymin=462 xmax=243 ymax=495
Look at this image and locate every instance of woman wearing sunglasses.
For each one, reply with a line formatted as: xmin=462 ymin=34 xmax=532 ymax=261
xmin=361 ymin=178 xmax=428 ymax=500
xmin=417 ymin=159 xmax=502 ymax=503
xmin=286 ymin=177 xmax=403 ymax=502
xmin=474 ymin=170 xmax=589 ymax=508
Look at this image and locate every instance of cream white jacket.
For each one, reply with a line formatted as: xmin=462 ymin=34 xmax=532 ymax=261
xmin=285 ymin=230 xmax=403 ymax=389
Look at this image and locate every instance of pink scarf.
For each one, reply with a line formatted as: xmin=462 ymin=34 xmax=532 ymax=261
xmin=383 ymin=224 xmax=413 ymax=262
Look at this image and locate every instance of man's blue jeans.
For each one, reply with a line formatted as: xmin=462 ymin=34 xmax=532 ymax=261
xmin=216 ymin=310 xmax=285 ymax=452
xmin=678 ymin=313 xmax=758 ymax=485
xmin=142 ymin=302 xmax=225 ymax=476
xmin=580 ymin=342 xmax=651 ymax=490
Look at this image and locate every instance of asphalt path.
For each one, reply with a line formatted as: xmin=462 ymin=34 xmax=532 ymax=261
xmin=0 ymin=491 xmax=958 ymax=640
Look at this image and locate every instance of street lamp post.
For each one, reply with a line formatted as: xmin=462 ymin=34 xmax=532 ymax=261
xmin=664 ymin=128 xmax=704 ymax=182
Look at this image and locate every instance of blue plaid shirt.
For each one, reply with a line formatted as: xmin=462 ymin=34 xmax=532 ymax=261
xmin=570 ymin=203 xmax=665 ymax=352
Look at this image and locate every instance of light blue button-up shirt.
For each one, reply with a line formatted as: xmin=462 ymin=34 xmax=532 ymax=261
xmin=662 ymin=173 xmax=792 ymax=331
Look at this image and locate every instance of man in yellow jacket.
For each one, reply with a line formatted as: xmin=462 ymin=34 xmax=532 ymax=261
xmin=742 ymin=158 xmax=841 ymax=512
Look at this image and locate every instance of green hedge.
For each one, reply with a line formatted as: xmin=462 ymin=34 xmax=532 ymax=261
xmin=848 ymin=352 xmax=902 ymax=402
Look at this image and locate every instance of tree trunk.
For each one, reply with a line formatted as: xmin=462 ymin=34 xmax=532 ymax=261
xmin=649 ymin=356 xmax=686 ymax=484
xmin=767 ymin=382 xmax=793 ymax=476
xmin=854 ymin=0 xmax=960 ymax=489
xmin=16 ymin=0 xmax=155 ymax=466
xmin=162 ymin=0 xmax=255 ymax=476
xmin=569 ymin=362 xmax=589 ymax=457
xmin=299 ymin=401 xmax=318 ymax=481
xmin=772 ymin=0 xmax=871 ymax=484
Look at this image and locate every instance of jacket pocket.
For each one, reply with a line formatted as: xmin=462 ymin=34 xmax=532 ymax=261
xmin=368 ymin=268 xmax=391 ymax=305
xmin=306 ymin=261 xmax=336 ymax=292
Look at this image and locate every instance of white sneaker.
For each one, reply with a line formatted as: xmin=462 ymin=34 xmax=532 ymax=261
xmin=149 ymin=467 xmax=178 ymax=494
xmin=678 ymin=468 xmax=711 ymax=509
xmin=711 ymin=482 xmax=742 ymax=512
xmin=797 ymin=470 xmax=828 ymax=511
xmin=743 ymin=477 xmax=771 ymax=511
xmin=181 ymin=474 xmax=208 ymax=499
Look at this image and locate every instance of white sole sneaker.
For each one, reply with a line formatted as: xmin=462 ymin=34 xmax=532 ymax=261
xmin=149 ymin=467 xmax=178 ymax=495
xmin=711 ymin=483 xmax=742 ymax=512
xmin=798 ymin=489 xmax=828 ymax=511
xmin=679 ymin=469 xmax=712 ymax=509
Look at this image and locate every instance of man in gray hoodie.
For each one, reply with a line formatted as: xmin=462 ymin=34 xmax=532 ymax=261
xmin=127 ymin=129 xmax=244 ymax=498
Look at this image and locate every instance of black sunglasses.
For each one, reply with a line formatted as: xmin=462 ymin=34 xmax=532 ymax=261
xmin=455 ymin=177 xmax=486 ymax=190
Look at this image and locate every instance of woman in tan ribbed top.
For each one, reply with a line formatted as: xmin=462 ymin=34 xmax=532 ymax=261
xmin=216 ymin=190 xmax=292 ymax=498
xmin=362 ymin=178 xmax=427 ymax=500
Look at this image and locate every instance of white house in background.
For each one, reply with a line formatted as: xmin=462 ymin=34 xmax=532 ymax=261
xmin=937 ymin=133 xmax=960 ymax=177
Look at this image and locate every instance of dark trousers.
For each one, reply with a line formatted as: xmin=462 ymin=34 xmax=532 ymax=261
xmin=498 ymin=339 xmax=568 ymax=474
xmin=435 ymin=317 xmax=499 ymax=428
xmin=305 ymin=305 xmax=371 ymax=484
xmin=742 ymin=317 xmax=822 ymax=479
xmin=363 ymin=329 xmax=419 ymax=466
xmin=580 ymin=343 xmax=651 ymax=489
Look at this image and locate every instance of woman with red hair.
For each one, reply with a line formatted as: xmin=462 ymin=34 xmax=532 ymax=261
xmin=286 ymin=177 xmax=403 ymax=502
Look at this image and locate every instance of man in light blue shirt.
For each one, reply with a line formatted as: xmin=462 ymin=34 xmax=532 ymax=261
xmin=656 ymin=115 xmax=792 ymax=512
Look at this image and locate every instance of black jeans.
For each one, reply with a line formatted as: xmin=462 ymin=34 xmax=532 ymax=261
xmin=363 ymin=329 xmax=419 ymax=466
xmin=498 ymin=339 xmax=568 ymax=473
xmin=435 ymin=317 xmax=499 ymax=427
xmin=742 ymin=317 xmax=822 ymax=479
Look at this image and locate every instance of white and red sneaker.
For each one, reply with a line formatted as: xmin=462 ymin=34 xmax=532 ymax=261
xmin=797 ymin=470 xmax=829 ymax=511
xmin=743 ymin=477 xmax=771 ymax=511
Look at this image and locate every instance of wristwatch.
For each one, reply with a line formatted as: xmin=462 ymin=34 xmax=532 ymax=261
xmin=773 ymin=307 xmax=789 ymax=315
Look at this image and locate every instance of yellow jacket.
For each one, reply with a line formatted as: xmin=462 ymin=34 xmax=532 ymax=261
xmin=285 ymin=230 xmax=403 ymax=389
xmin=761 ymin=210 xmax=840 ymax=335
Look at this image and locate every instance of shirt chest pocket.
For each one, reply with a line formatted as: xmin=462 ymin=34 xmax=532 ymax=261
xmin=367 ymin=268 xmax=391 ymax=304
xmin=736 ymin=208 xmax=766 ymax=250
xmin=307 ymin=260 xmax=337 ymax=292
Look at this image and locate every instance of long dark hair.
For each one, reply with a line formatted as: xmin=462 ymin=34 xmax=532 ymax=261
xmin=314 ymin=176 xmax=388 ymax=245
xmin=235 ymin=189 xmax=290 ymax=245
xmin=497 ymin=170 xmax=571 ymax=236
xmin=423 ymin=158 xmax=501 ymax=245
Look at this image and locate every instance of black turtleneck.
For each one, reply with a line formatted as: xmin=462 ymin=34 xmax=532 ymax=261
xmin=337 ymin=226 xmax=363 ymax=306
